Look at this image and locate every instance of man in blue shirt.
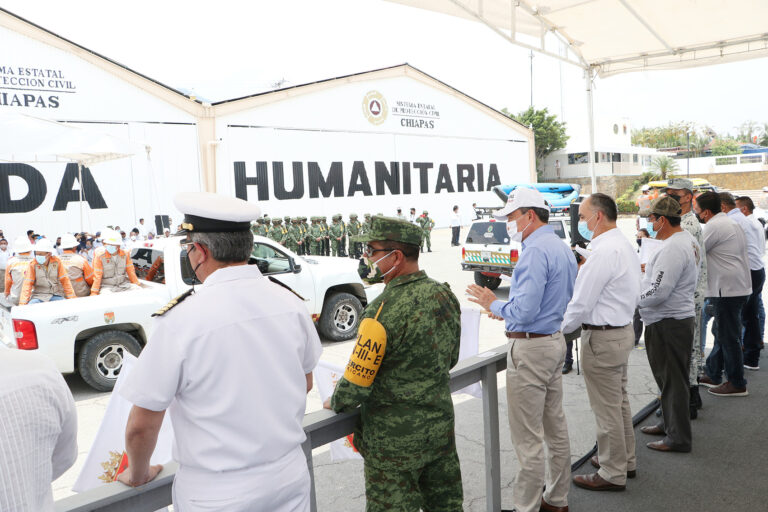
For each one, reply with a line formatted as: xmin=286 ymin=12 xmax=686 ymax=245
xmin=467 ymin=187 xmax=577 ymax=512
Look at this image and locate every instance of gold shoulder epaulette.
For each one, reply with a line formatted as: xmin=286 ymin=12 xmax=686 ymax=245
xmin=152 ymin=288 xmax=194 ymax=317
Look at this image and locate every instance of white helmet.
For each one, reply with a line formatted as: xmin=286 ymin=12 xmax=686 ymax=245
xmin=102 ymin=229 xmax=122 ymax=246
xmin=13 ymin=236 xmax=33 ymax=254
xmin=34 ymin=238 xmax=55 ymax=253
xmin=60 ymin=233 xmax=79 ymax=249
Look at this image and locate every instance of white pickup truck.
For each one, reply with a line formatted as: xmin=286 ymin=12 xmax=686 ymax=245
xmin=0 ymin=236 xmax=381 ymax=391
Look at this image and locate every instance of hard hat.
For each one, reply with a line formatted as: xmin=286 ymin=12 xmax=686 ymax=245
xmin=102 ymin=229 xmax=122 ymax=245
xmin=60 ymin=233 xmax=79 ymax=249
xmin=34 ymin=238 xmax=55 ymax=253
xmin=13 ymin=236 xmax=33 ymax=254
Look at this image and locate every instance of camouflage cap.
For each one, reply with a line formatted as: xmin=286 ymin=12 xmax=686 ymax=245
xmin=349 ymin=213 xmax=358 ymax=218
xmin=352 ymin=215 xmax=422 ymax=246
xmin=422 ymin=210 xmax=428 ymax=215
xmin=274 ymin=218 xmax=282 ymax=224
xmin=284 ymin=215 xmax=291 ymax=221
xmin=364 ymin=213 xmax=371 ymax=218
xmin=649 ymin=195 xmax=682 ymax=218
xmin=665 ymin=178 xmax=694 ymax=192
xmin=263 ymin=216 xmax=271 ymax=223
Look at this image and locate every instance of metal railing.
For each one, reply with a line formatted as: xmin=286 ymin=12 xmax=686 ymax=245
xmin=54 ymin=345 xmax=509 ymax=512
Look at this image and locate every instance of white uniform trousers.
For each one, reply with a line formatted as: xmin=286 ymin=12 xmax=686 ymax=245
xmin=506 ymin=332 xmax=571 ymax=512
xmin=172 ymin=445 xmax=310 ymax=512
xmin=580 ymin=325 xmax=636 ymax=485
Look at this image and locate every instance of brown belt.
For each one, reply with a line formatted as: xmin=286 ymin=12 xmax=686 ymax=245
xmin=581 ymin=323 xmax=627 ymax=331
xmin=505 ymin=331 xmax=552 ymax=339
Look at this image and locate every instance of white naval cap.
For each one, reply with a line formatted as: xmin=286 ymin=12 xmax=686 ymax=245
xmin=173 ymin=192 xmax=261 ymax=234
xmin=493 ymin=187 xmax=549 ymax=219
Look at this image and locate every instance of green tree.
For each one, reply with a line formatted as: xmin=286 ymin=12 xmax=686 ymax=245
xmin=710 ymin=138 xmax=742 ymax=156
xmin=502 ymin=107 xmax=569 ymax=176
xmin=759 ymin=123 xmax=768 ymax=146
xmin=736 ymin=120 xmax=760 ymax=143
xmin=650 ymin=155 xmax=680 ymax=179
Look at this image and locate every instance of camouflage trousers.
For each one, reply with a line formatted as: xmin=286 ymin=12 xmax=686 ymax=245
xmin=421 ymin=232 xmax=431 ymax=251
xmin=310 ymin=242 xmax=322 ymax=255
xmin=690 ymin=298 xmax=704 ymax=385
xmin=363 ymin=450 xmax=463 ymax=512
xmin=331 ymin=239 xmax=341 ymax=257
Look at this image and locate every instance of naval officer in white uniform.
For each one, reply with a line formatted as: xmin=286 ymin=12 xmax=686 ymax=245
xmin=118 ymin=191 xmax=323 ymax=512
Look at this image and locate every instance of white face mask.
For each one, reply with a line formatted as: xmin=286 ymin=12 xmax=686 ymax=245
xmin=130 ymin=236 xmax=137 ymax=241
xmin=371 ymin=250 xmax=398 ymax=279
xmin=507 ymin=215 xmax=531 ymax=243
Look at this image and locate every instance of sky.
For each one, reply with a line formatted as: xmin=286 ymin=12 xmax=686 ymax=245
xmin=3 ymin=0 xmax=767 ymax=142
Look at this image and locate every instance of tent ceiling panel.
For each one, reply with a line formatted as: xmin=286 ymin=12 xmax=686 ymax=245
xmin=387 ymin=0 xmax=768 ymax=76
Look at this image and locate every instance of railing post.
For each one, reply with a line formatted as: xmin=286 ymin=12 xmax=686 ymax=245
xmin=303 ymin=435 xmax=317 ymax=512
xmin=481 ymin=363 xmax=502 ymax=512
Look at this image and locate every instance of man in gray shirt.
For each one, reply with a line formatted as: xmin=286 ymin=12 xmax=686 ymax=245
xmin=638 ymin=196 xmax=700 ymax=452
xmin=693 ymin=192 xmax=751 ymax=396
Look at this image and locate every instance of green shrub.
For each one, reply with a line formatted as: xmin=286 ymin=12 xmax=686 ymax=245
xmin=616 ymin=198 xmax=639 ymax=213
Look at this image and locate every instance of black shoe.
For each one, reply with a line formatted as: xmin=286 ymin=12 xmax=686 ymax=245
xmin=428 ymin=249 xmax=432 ymax=252
xmin=562 ymin=362 xmax=573 ymax=375
xmin=690 ymin=386 xmax=703 ymax=409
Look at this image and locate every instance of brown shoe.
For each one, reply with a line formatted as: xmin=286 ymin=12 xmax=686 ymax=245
xmin=573 ymin=472 xmax=625 ymax=491
xmin=590 ymin=455 xmax=636 ymax=478
xmin=640 ymin=424 xmax=665 ymax=435
xmin=540 ymin=498 xmax=569 ymax=512
xmin=647 ymin=440 xmax=691 ymax=453
xmin=698 ymin=374 xmax=719 ymax=388
xmin=708 ymin=381 xmax=748 ymax=397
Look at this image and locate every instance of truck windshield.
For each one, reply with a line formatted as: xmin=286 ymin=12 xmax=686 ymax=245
xmin=465 ymin=222 xmax=509 ymax=245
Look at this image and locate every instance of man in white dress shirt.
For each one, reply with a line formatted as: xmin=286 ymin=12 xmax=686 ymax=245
xmin=694 ymin=192 xmax=751 ymax=396
xmin=721 ymin=193 xmax=765 ymax=371
xmin=562 ymin=193 xmax=641 ymax=492
xmin=0 ymin=346 xmax=78 ymax=512
xmin=119 ymin=192 xmax=323 ymax=512
xmin=736 ymin=196 xmax=766 ymax=362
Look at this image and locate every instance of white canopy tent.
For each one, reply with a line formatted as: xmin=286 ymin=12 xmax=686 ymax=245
xmin=0 ymin=112 xmax=141 ymax=232
xmin=388 ymin=0 xmax=768 ymax=189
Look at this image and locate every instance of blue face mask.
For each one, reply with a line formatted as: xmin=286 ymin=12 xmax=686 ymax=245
xmin=578 ymin=213 xmax=597 ymax=241
xmin=35 ymin=255 xmax=47 ymax=265
xmin=106 ymin=245 xmax=118 ymax=255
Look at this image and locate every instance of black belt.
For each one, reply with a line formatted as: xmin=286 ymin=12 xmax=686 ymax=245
xmin=506 ymin=331 xmax=553 ymax=339
xmin=582 ymin=323 xmax=627 ymax=331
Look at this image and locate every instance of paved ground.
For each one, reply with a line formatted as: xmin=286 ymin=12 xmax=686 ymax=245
xmin=53 ymin=216 xmax=742 ymax=510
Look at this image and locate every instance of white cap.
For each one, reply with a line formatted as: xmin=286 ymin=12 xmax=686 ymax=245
xmin=34 ymin=238 xmax=55 ymax=253
xmin=493 ymin=187 xmax=549 ymax=219
xmin=60 ymin=233 xmax=79 ymax=249
xmin=173 ymin=192 xmax=261 ymax=234
xmin=102 ymin=229 xmax=122 ymax=245
xmin=13 ymin=236 xmax=32 ymax=254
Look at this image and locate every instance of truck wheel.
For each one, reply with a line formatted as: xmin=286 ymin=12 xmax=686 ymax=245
xmin=474 ymin=272 xmax=502 ymax=290
xmin=78 ymin=330 xmax=142 ymax=392
xmin=319 ymin=292 xmax=363 ymax=342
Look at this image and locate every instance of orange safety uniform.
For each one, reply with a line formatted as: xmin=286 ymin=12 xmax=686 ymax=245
xmin=60 ymin=249 xmax=95 ymax=297
xmin=19 ymin=255 xmax=76 ymax=305
xmin=4 ymin=255 xmax=33 ymax=306
xmin=90 ymin=247 xmax=139 ymax=295
xmin=145 ymin=256 xmax=165 ymax=283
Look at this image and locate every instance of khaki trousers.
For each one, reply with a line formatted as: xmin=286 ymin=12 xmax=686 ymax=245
xmin=506 ymin=333 xmax=571 ymax=512
xmin=581 ymin=325 xmax=636 ymax=485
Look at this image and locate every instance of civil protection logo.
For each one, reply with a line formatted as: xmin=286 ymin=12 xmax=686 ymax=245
xmin=362 ymin=90 xmax=388 ymax=126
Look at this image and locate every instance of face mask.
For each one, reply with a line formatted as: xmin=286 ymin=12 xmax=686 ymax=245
xmin=507 ymin=216 xmax=532 ymax=243
xmin=636 ymin=238 xmax=642 ymax=248
xmin=695 ymin=213 xmax=705 ymax=224
xmin=106 ymin=245 xmax=118 ymax=255
xmin=578 ymin=213 xmax=597 ymax=241
xmin=370 ymin=251 xmax=397 ymax=279
xmin=0 ymin=245 xmax=6 ymax=251
xmin=130 ymin=236 xmax=137 ymax=241
xmin=35 ymin=255 xmax=47 ymax=265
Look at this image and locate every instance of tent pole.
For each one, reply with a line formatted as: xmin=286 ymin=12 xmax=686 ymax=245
xmin=585 ymin=69 xmax=597 ymax=194
xmin=78 ymin=162 xmax=84 ymax=233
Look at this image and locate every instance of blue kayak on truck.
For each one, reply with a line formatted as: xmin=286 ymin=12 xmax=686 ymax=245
xmin=493 ymin=183 xmax=581 ymax=213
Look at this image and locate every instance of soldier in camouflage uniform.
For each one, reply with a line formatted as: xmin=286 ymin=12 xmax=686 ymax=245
xmin=330 ymin=214 xmax=345 ymax=257
xmin=310 ymin=217 xmax=324 ymax=255
xmin=664 ymin=178 xmax=708 ymax=417
xmin=303 ymin=217 xmax=312 ymax=255
xmin=347 ymin=213 xmax=362 ymax=258
xmin=339 ymin=215 xmax=348 ymax=257
xmin=321 ymin=217 xmax=331 ymax=256
xmin=285 ymin=218 xmax=300 ymax=253
xmin=328 ymin=216 xmax=463 ymax=511
xmin=297 ymin=217 xmax=307 ymax=255
xmin=417 ymin=210 xmax=435 ymax=252
xmin=267 ymin=218 xmax=281 ymax=243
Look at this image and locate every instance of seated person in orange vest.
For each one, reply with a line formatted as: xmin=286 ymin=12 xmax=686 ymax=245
xmin=19 ymin=238 xmax=76 ymax=305
xmin=59 ymin=233 xmax=94 ymax=297
xmin=4 ymin=236 xmax=34 ymax=306
xmin=90 ymin=229 xmax=140 ymax=295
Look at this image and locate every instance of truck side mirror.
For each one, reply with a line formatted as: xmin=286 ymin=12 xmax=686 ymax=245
xmin=292 ymin=261 xmax=302 ymax=273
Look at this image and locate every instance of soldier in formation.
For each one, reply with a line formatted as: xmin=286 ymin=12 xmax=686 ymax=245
xmin=330 ymin=214 xmax=345 ymax=257
xmin=310 ymin=217 xmax=324 ymax=255
xmin=417 ymin=210 xmax=435 ymax=253
xmin=347 ymin=213 xmax=362 ymax=258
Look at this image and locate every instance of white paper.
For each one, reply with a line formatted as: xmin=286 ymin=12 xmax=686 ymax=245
xmin=638 ymin=237 xmax=664 ymax=265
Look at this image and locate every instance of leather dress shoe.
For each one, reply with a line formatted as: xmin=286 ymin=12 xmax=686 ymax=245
xmin=640 ymin=425 xmax=665 ymax=435
xmin=540 ymin=498 xmax=568 ymax=512
xmin=589 ymin=455 xmax=636 ymax=478
xmin=573 ymin=472 xmax=625 ymax=491
xmin=562 ymin=362 xmax=573 ymax=374
xmin=647 ymin=440 xmax=691 ymax=453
